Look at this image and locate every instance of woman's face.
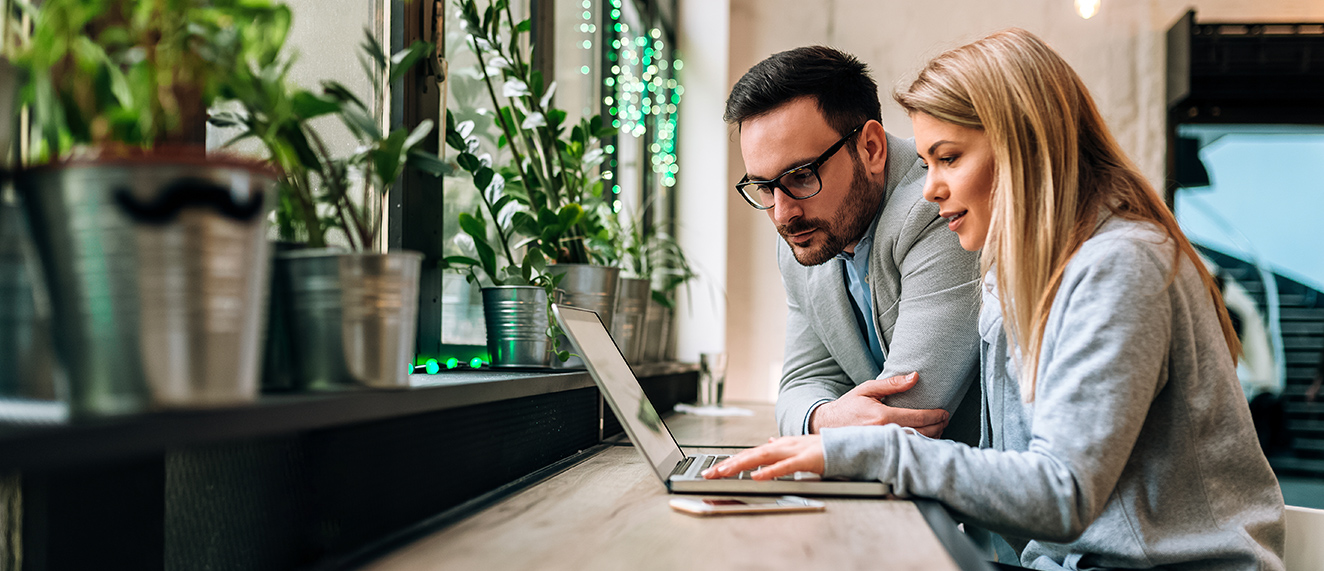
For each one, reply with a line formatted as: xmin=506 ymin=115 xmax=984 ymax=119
xmin=912 ymin=112 xmax=995 ymax=252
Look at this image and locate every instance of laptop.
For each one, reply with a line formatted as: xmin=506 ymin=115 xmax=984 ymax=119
xmin=552 ymin=304 xmax=891 ymax=497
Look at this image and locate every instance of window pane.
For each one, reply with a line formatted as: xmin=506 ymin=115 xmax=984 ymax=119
xmin=439 ymin=1 xmax=529 ymax=346
xmin=205 ymin=0 xmax=385 ymax=249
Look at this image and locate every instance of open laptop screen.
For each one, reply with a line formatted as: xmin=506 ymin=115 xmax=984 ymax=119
xmin=553 ymin=305 xmax=685 ymax=479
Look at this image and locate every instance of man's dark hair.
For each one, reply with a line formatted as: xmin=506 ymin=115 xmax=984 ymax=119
xmin=724 ymin=45 xmax=881 ymax=136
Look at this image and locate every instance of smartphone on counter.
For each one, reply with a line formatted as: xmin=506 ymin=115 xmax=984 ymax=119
xmin=668 ymin=495 xmax=826 ymax=516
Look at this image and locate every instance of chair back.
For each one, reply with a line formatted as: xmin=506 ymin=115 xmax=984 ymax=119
xmin=1286 ymin=505 xmax=1324 ymax=571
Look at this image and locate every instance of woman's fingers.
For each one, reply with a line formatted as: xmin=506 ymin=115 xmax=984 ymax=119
xmin=751 ymin=457 xmax=806 ymax=480
xmin=702 ymin=444 xmax=783 ymax=478
xmin=702 ymin=436 xmax=824 ymax=479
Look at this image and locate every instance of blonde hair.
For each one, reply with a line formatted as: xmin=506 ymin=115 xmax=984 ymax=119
xmin=894 ymin=28 xmax=1239 ymax=402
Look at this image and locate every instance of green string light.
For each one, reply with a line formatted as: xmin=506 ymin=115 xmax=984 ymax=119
xmin=446 ymin=357 xmax=459 ymax=370
xmin=425 ymin=359 xmax=440 ymax=374
xmin=469 ymin=357 xmax=484 ymax=369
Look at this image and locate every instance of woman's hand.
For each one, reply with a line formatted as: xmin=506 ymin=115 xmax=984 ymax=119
xmin=701 ymin=435 xmax=825 ymax=480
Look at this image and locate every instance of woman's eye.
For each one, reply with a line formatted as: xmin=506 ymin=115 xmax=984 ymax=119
xmin=939 ymin=155 xmax=958 ymax=165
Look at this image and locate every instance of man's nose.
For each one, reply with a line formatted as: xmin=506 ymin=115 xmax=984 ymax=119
xmin=770 ymin=189 xmax=802 ymax=225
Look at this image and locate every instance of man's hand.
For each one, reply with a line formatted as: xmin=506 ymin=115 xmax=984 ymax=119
xmin=702 ymin=435 xmax=824 ymax=481
xmin=809 ymin=372 xmax=950 ymax=437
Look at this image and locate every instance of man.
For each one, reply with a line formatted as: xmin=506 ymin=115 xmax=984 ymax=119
xmin=724 ymin=46 xmax=982 ymax=443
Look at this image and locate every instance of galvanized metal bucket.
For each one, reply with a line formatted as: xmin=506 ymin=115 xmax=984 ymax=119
xmin=610 ymin=277 xmax=650 ymax=364
xmin=547 ymin=264 xmax=619 ymax=368
xmin=641 ymin=296 xmax=673 ymax=363
xmin=259 ymin=241 xmax=303 ymax=392
xmin=547 ymin=264 xmax=620 ymax=330
xmin=276 ymin=250 xmax=423 ymax=389
xmin=341 ymin=252 xmax=422 ymax=388
xmin=482 ymin=286 xmax=551 ymax=368
xmin=17 ymin=156 xmax=275 ymax=416
xmin=0 ymin=202 xmax=60 ymax=401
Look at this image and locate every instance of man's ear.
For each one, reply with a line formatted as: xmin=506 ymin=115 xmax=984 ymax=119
xmin=859 ymin=120 xmax=888 ymax=175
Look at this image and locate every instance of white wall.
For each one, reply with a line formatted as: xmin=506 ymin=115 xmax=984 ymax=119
xmin=673 ymin=0 xmax=730 ymax=365
xmin=704 ymin=0 xmax=1324 ymax=403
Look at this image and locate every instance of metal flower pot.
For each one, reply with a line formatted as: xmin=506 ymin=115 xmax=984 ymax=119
xmin=16 ymin=155 xmax=275 ymax=416
xmin=259 ymin=241 xmax=303 ymax=392
xmin=641 ymin=295 xmax=674 ymax=363
xmin=277 ymin=250 xmax=423 ymax=390
xmin=0 ymin=202 xmax=59 ymax=401
xmin=481 ymin=285 xmax=551 ymax=368
xmin=610 ymin=277 xmax=650 ymax=364
xmin=547 ymin=264 xmax=619 ymax=368
xmin=547 ymin=264 xmax=620 ymax=330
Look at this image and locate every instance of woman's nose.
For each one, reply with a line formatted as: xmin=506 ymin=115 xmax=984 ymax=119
xmin=922 ymin=172 xmax=945 ymax=203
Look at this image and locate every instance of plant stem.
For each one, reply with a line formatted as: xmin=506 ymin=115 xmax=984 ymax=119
xmin=308 ymin=127 xmax=369 ymax=249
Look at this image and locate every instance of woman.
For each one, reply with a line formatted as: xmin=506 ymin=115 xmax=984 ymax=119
xmin=704 ymin=29 xmax=1285 ymax=570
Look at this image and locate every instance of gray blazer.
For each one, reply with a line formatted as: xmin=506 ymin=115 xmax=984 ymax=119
xmin=776 ymin=133 xmax=982 ymax=442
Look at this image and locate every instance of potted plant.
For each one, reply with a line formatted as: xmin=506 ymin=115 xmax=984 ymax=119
xmin=11 ymin=0 xmax=288 ymax=416
xmin=444 ymin=0 xmax=619 ymax=366
xmin=210 ymin=28 xmax=442 ymax=389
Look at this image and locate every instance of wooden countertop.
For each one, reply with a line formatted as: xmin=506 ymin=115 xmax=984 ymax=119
xmin=362 ymin=402 xmax=972 ymax=571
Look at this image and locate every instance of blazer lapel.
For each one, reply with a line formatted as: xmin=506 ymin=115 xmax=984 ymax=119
xmin=810 ymin=259 xmax=880 ymax=382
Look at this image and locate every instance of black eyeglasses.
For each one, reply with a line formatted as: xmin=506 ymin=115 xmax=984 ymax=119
xmin=735 ymin=124 xmax=865 ymax=210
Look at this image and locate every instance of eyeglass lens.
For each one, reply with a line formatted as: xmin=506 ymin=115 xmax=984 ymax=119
xmin=746 ymin=168 xmax=821 ymax=208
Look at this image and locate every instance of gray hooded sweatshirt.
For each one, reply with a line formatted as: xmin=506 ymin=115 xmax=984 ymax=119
xmin=822 ymin=216 xmax=1285 ymax=570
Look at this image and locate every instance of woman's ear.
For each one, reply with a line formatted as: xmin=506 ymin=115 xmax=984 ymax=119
xmin=860 ymin=119 xmax=888 ymax=175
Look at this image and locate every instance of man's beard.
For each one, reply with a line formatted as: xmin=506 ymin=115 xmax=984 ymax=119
xmin=778 ymin=158 xmax=884 ymax=266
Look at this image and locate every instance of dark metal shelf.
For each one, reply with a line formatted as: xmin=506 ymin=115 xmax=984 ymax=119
xmin=0 ymin=369 xmax=605 ymax=471
xmin=0 ymin=363 xmax=700 ymax=471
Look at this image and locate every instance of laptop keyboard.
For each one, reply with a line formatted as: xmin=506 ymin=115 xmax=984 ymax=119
xmin=673 ymin=454 xmax=817 ymax=481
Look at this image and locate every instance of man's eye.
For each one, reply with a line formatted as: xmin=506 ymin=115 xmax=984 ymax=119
xmin=787 ymin=169 xmax=816 ymax=186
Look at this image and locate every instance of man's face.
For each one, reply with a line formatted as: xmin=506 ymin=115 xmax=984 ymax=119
xmin=738 ymin=97 xmax=885 ymax=266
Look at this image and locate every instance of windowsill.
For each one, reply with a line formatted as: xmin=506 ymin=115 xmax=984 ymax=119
xmin=0 ymin=362 xmax=697 ymax=471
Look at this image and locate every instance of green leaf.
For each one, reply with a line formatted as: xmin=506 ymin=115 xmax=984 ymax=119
xmin=511 ymin=211 xmax=539 ymax=237
xmin=515 ymin=18 xmax=532 ymax=32
xmin=443 ymin=255 xmax=482 ymax=268
xmin=547 ymin=109 xmax=567 ymax=130
xmin=540 ymin=224 xmax=564 ymax=243
xmin=473 ymin=239 xmax=498 ymax=280
xmin=372 ymin=128 xmax=409 ymax=184
xmin=361 ymin=29 xmax=388 ymax=68
xmin=557 ymin=203 xmax=584 ymax=227
xmin=458 ymin=212 xmax=487 ymax=240
xmin=343 ymin=106 xmax=383 ymax=140
xmin=291 ymin=91 xmax=340 ymax=120
xmin=537 ymin=208 xmax=559 ymax=229
xmin=404 ymin=120 xmax=434 ymax=151
xmin=389 ymin=41 xmax=434 ymax=84
xmin=322 ymin=80 xmax=369 ymax=112
xmin=473 ymin=167 xmax=494 ymax=194
xmin=456 ymin=152 xmax=481 ymax=172
xmin=408 ymin=148 xmax=447 ymax=177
